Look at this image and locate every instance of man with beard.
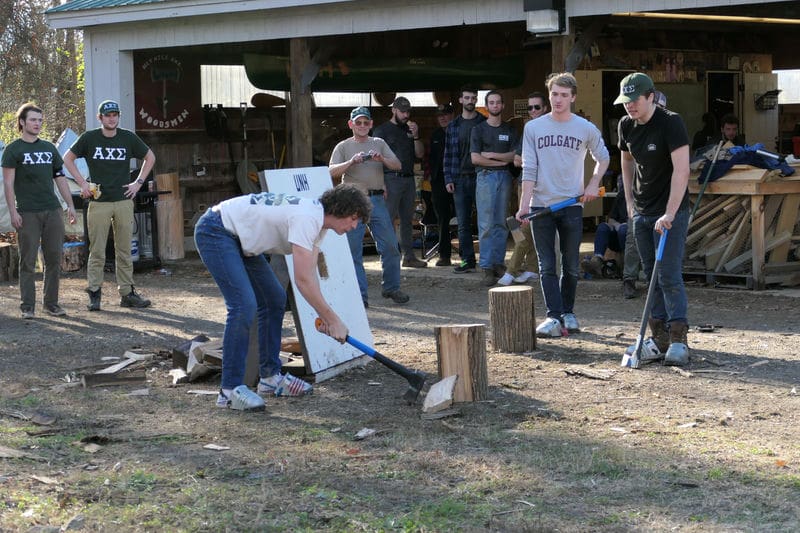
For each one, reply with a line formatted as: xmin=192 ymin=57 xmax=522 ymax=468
xmin=373 ymin=96 xmax=426 ymax=268
xmin=444 ymin=85 xmax=485 ymax=274
xmin=426 ymin=103 xmax=456 ymax=266
xmin=469 ymin=91 xmax=518 ymax=286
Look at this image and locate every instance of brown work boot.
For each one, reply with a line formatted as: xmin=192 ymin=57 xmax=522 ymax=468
xmin=581 ymin=255 xmax=604 ymax=277
xmin=622 ymin=279 xmax=636 ymax=299
xmin=481 ymin=268 xmax=498 ymax=287
xmin=648 ymin=318 xmax=670 ymax=353
xmin=664 ymin=322 xmax=690 ymax=366
xmin=402 ymin=256 xmax=427 ymax=268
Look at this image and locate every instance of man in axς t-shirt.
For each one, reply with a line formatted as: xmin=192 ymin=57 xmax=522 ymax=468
xmin=64 ymin=100 xmax=157 ymax=312
xmin=2 ymin=102 xmax=87 ymax=319
xmin=469 ymin=90 xmax=518 ymax=287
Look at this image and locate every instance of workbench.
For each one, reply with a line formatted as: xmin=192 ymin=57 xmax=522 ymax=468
xmin=686 ymin=165 xmax=800 ymax=289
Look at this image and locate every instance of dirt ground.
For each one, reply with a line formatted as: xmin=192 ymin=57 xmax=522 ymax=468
xmin=1 ymin=248 xmax=799 ymax=531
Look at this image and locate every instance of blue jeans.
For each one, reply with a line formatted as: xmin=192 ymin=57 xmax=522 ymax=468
xmin=531 ymin=205 xmax=583 ymax=319
xmin=453 ymin=175 xmax=477 ymax=265
xmin=476 ymin=169 xmax=512 ymax=268
xmin=633 ymin=208 xmax=689 ymax=325
xmin=594 ymin=222 xmax=627 ymax=255
xmin=385 ymin=175 xmax=416 ymax=258
xmin=194 ymin=209 xmax=285 ymax=390
xmin=346 ymin=194 xmax=401 ymax=301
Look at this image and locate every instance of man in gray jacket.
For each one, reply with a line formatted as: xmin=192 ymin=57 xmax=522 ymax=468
xmin=516 ymin=72 xmax=609 ymax=338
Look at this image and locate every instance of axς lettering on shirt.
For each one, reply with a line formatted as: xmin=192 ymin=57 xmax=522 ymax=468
xmin=21 ymin=152 xmax=55 ymax=165
xmin=536 ymin=134 xmax=584 ymax=150
xmin=91 ymin=147 xmax=128 ymax=160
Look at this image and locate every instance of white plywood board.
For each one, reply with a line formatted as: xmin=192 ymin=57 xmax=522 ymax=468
xmin=262 ymin=166 xmax=372 ymax=374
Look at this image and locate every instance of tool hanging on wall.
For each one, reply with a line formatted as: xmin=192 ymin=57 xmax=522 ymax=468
xmin=236 ymin=102 xmax=260 ymax=194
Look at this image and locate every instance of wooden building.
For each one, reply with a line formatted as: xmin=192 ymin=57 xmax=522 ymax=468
xmin=46 ymin=0 xmax=800 ymax=279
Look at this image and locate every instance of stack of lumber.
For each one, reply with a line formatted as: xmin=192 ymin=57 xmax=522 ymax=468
xmin=685 ymin=164 xmax=800 ymax=286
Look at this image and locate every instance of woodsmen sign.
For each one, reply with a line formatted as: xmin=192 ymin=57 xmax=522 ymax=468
xmin=134 ymin=52 xmax=202 ymax=130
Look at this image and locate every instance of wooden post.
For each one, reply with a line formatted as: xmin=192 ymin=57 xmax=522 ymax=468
xmin=434 ymin=324 xmax=488 ymax=402
xmin=289 ymin=37 xmax=313 ymax=168
xmin=155 ymin=172 xmax=185 ymax=260
xmin=488 ymin=285 xmax=536 ymax=353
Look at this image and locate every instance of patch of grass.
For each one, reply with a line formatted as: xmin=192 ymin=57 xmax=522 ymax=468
xmin=127 ymin=470 xmax=158 ymax=492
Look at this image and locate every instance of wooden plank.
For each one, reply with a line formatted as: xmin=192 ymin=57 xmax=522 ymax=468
xmin=688 ymin=177 xmax=800 ymax=196
xmin=750 ymin=195 xmax=766 ymax=287
xmin=762 ymin=194 xmax=785 ymax=237
xmin=769 ymin=193 xmax=800 ymax=263
xmin=715 ymin=215 xmax=750 ymax=272
xmin=724 ymin=230 xmax=791 ymax=273
xmin=688 ymin=196 xmax=739 ymax=229
xmin=82 ymin=370 xmax=147 ymax=388
xmin=689 ymin=194 xmax=727 ymax=223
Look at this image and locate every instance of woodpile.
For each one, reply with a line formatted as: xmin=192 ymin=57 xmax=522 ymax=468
xmin=685 ymin=164 xmax=800 ymax=287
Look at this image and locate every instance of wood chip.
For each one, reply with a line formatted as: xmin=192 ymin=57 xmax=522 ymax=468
xmin=31 ymin=475 xmax=60 ymax=485
xmin=187 ymin=389 xmax=218 ymax=395
xmin=564 ymin=368 xmax=614 ymax=380
xmin=354 ymin=428 xmax=377 ymax=441
xmin=421 ymin=408 xmax=460 ymax=420
xmin=203 ymin=443 xmax=230 ymax=451
xmin=0 ymin=445 xmax=45 ymax=460
xmin=671 ymin=367 xmax=694 ymax=378
xmin=748 ymin=360 xmax=770 ymax=368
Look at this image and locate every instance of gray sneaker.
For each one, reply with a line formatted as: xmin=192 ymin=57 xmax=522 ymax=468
xmin=45 ymin=304 xmax=67 ymax=317
xmin=561 ymin=313 xmax=580 ymax=333
xmin=536 ymin=318 xmax=564 ymax=338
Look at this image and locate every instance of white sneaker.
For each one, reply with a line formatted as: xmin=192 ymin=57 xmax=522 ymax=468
xmin=561 ymin=313 xmax=580 ymax=333
xmin=624 ymin=337 xmax=663 ymax=363
xmin=496 ymin=273 xmax=515 ymax=286
xmin=536 ymin=318 xmax=564 ymax=338
xmin=229 ymin=385 xmax=266 ymax=411
xmin=513 ymin=271 xmax=539 ymax=283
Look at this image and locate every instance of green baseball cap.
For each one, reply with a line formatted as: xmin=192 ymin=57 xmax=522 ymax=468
xmin=613 ymin=73 xmax=654 ymax=105
xmin=350 ymin=106 xmax=371 ymax=121
xmin=98 ymin=100 xmax=121 ymax=115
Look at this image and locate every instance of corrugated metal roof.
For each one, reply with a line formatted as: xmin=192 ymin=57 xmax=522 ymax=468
xmin=47 ymin=0 xmax=165 ymax=14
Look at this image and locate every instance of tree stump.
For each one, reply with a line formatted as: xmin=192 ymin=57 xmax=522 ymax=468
xmin=434 ymin=324 xmax=488 ymax=402
xmin=488 ymin=285 xmax=536 ymax=353
xmin=61 ymin=242 xmax=86 ymax=272
xmin=0 ymin=242 xmax=19 ymax=281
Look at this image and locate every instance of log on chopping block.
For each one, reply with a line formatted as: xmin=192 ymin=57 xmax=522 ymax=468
xmin=0 ymin=242 xmax=19 ymax=281
xmin=155 ymin=172 xmax=185 ymax=261
xmin=488 ymin=285 xmax=536 ymax=353
xmin=434 ymin=324 xmax=488 ymax=403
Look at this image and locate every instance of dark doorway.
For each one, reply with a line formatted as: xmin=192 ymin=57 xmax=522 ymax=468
xmin=707 ymin=72 xmax=737 ymax=127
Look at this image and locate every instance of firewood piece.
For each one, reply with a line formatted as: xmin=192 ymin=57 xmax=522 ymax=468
xmin=422 ymin=375 xmax=458 ymax=414
xmin=434 ymin=324 xmax=488 ymax=403
xmin=488 ymin=285 xmax=536 ymax=353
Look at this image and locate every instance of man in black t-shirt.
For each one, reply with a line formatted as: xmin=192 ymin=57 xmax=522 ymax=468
xmin=616 ymin=72 xmax=691 ymax=366
xmin=469 ymin=91 xmax=517 ymax=286
xmin=373 ymin=96 xmax=426 ymax=268
xmin=426 ymin=104 xmax=455 ymax=266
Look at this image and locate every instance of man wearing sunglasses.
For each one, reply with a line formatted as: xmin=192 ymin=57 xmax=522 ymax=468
xmin=329 ymin=106 xmax=410 ymax=307
xmin=506 ymin=93 xmax=550 ymax=286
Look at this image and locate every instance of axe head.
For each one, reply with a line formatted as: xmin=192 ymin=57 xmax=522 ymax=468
xmin=506 ymin=216 xmax=525 ymax=243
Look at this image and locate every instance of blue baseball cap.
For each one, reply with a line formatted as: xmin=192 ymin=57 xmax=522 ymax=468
xmin=98 ymin=100 xmax=120 ymax=115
